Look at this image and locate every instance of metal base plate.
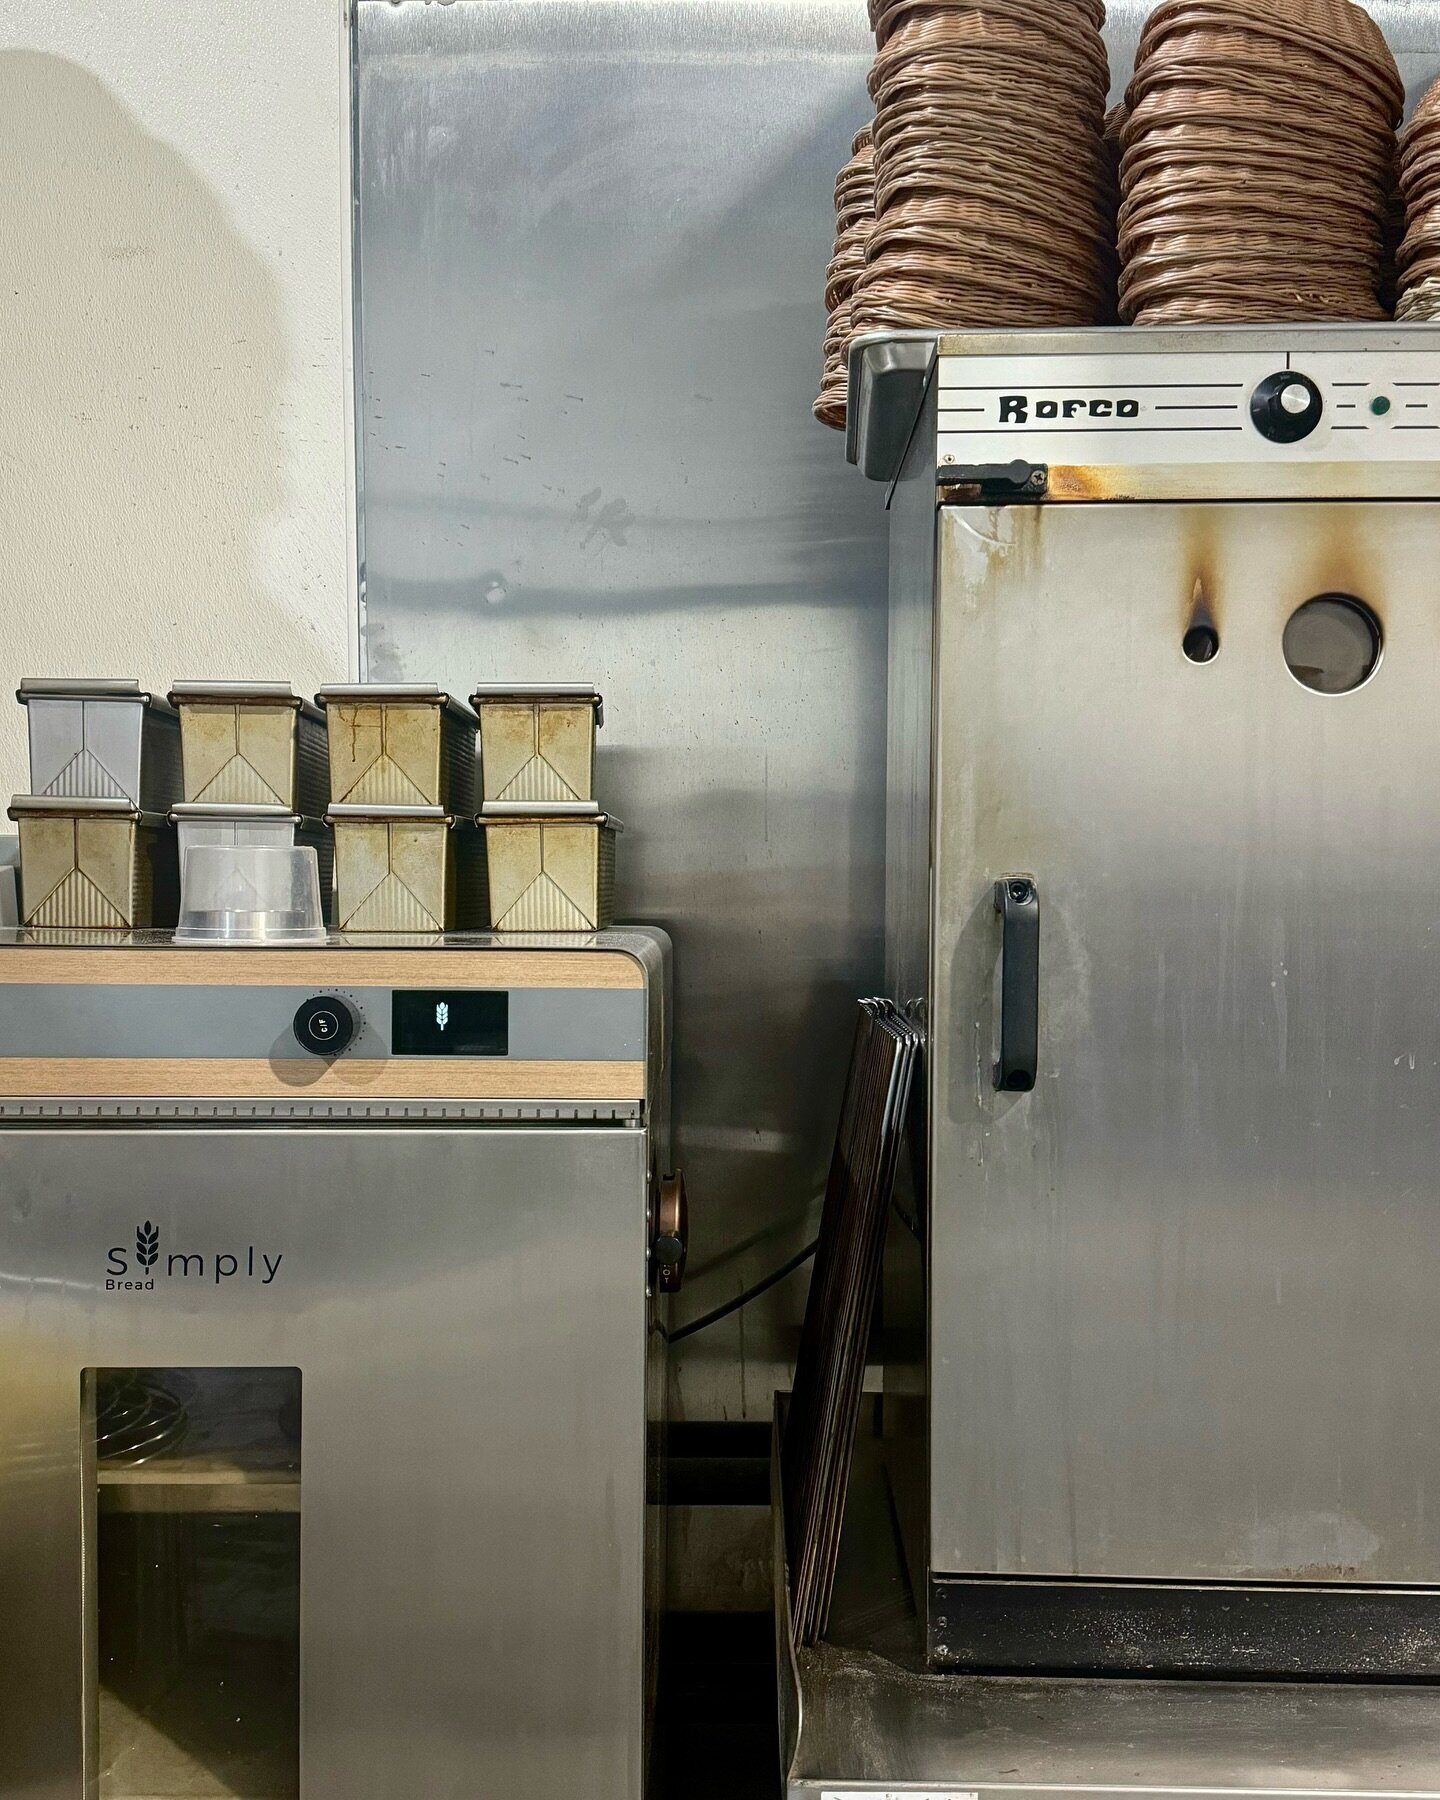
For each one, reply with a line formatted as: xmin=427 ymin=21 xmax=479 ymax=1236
xmin=928 ymin=1572 xmax=1440 ymax=1680
xmin=776 ymin=1416 xmax=1440 ymax=1799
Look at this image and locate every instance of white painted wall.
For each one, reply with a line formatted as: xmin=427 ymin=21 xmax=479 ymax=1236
xmin=0 ymin=0 xmax=355 ymax=804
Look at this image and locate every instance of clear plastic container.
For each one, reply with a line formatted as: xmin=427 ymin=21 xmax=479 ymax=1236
xmin=173 ymin=845 xmax=326 ymax=945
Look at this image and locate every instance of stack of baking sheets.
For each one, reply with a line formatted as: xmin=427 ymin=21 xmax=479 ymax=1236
xmin=782 ymin=996 xmax=921 ymax=1647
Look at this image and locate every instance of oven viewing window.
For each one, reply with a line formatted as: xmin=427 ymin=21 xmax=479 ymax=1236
xmin=84 ymin=1367 xmax=301 ymax=1800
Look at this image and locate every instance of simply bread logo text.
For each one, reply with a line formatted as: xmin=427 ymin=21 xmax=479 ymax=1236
xmin=106 ymin=1220 xmax=283 ymax=1292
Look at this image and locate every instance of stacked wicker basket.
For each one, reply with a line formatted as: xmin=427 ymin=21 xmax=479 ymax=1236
xmin=1398 ymin=76 xmax=1440 ymax=319
xmin=1117 ymin=0 xmax=1403 ymax=324
xmin=817 ymin=0 xmax=1432 ymax=429
xmin=815 ymin=127 xmax=878 ymax=429
xmin=815 ymin=0 xmax=1113 ymax=428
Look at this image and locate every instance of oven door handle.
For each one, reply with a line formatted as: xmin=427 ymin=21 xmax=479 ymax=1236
xmin=993 ymin=875 xmax=1039 ymax=1093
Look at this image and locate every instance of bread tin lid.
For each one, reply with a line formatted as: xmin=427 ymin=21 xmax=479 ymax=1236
xmin=324 ymin=803 xmax=458 ymax=826
xmin=18 ymin=678 xmax=175 ymax=715
xmin=316 ymin=684 xmax=478 ymax=724
xmin=168 ymin=681 xmax=323 ymax=720
xmin=8 ymin=794 xmax=148 ymax=822
xmin=469 ymin=684 xmax=604 ymax=726
xmin=478 ymin=801 xmax=622 ymax=833
xmin=169 ymin=803 xmax=305 ymax=826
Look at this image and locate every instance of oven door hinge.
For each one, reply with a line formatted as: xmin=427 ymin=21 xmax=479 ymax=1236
xmin=937 ymin=459 xmax=1048 ymax=501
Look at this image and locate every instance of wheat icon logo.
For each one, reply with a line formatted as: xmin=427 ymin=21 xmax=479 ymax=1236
xmin=136 ymin=1221 xmax=160 ymax=1270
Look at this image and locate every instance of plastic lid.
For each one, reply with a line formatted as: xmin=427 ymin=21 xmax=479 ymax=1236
xmin=174 ymin=845 xmax=327 ymax=945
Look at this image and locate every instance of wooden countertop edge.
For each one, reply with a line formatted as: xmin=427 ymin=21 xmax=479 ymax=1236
xmin=0 ymin=1058 xmax=646 ymax=1101
xmin=0 ymin=948 xmax=644 ymax=989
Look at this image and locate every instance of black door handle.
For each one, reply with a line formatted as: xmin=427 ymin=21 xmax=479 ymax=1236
xmin=993 ymin=876 xmax=1039 ymax=1093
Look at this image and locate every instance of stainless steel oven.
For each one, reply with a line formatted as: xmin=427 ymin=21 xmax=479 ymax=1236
xmin=0 ymin=929 xmax=671 ymax=1800
xmin=869 ymin=323 xmax=1440 ymax=1680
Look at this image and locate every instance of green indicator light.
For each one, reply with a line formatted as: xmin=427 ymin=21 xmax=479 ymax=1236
xmin=1371 ymin=394 xmax=1392 ymax=416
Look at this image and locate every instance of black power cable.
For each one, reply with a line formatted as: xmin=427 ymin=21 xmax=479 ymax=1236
xmin=665 ymin=1238 xmax=819 ymax=1345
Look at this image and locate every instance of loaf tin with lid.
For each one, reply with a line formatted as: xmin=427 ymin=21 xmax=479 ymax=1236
xmin=18 ymin=679 xmax=182 ymax=811
xmin=477 ymin=801 xmax=620 ymax=931
xmin=6 ymin=796 xmax=179 ymax=929
xmin=170 ymin=803 xmax=333 ymax=925
xmin=169 ymin=682 xmax=329 ymax=814
xmin=316 ymin=685 xmax=478 ymax=810
xmin=326 ymin=804 xmax=487 ymax=932
xmin=469 ymin=684 xmax=603 ymax=803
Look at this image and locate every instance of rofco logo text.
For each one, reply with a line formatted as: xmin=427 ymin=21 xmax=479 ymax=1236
xmin=107 ymin=1219 xmax=283 ymax=1291
xmin=998 ymin=395 xmax=1141 ymax=423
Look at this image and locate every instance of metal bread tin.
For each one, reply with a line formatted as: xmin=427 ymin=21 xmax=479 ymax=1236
xmin=316 ymin=685 xmax=478 ymax=810
xmin=469 ymin=684 xmax=603 ymax=803
xmin=325 ymin=803 xmax=486 ymax=932
xmin=169 ymin=682 xmax=329 ymax=814
xmin=170 ymin=803 xmax=333 ymax=925
xmin=477 ymin=801 xmax=620 ymax=931
xmin=6 ymin=796 xmax=179 ymax=929
xmin=18 ymin=678 xmax=182 ymax=810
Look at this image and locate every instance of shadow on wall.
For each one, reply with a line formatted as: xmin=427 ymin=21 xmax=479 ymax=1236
xmin=0 ymin=51 xmax=300 ymax=794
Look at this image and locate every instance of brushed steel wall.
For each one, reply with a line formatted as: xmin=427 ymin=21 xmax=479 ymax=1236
xmin=353 ymin=0 xmax=886 ymax=1415
xmin=352 ymin=0 xmax=1439 ymax=1422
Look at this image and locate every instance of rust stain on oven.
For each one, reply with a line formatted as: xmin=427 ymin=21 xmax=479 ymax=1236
xmin=1047 ymin=465 xmax=1142 ymax=503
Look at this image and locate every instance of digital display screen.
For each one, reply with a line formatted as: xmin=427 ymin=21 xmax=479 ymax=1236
xmin=391 ymin=990 xmax=508 ymax=1057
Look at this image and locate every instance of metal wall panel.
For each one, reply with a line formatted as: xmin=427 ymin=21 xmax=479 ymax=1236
xmin=353 ymin=0 xmax=1440 ymax=1421
xmin=353 ymin=0 xmax=886 ymax=1413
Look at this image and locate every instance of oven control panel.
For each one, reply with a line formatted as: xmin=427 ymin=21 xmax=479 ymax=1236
xmin=0 ymin=943 xmax=658 ymax=1111
xmin=934 ymin=335 xmax=1440 ymax=473
xmin=0 ymin=980 xmax=639 ymax=1062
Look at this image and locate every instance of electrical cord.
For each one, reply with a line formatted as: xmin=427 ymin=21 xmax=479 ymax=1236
xmin=664 ymin=1238 xmax=819 ymax=1345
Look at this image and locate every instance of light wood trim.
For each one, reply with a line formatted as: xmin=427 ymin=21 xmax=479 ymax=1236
xmin=0 ymin=948 xmax=643 ymax=989
xmin=0 ymin=1057 xmax=645 ymax=1101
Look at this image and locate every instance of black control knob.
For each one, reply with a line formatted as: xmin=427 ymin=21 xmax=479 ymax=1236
xmin=293 ymin=995 xmax=357 ymax=1057
xmin=1250 ymin=371 xmax=1323 ymax=443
